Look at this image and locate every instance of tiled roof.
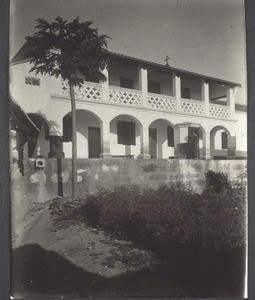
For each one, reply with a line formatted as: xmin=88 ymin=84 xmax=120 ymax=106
xmin=10 ymin=97 xmax=39 ymax=133
xmin=108 ymin=52 xmax=241 ymax=87
xmin=11 ymin=41 xmax=241 ymax=87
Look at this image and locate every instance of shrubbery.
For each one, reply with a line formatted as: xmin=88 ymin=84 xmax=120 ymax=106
xmin=81 ymin=171 xmax=246 ymax=257
xmin=205 ymin=170 xmax=232 ymax=192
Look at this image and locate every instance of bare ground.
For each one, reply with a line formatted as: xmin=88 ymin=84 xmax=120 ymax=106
xmin=11 ymin=197 xmax=240 ymax=298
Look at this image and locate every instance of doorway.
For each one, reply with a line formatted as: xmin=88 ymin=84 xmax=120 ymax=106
xmin=88 ymin=127 xmax=101 ymax=158
xmin=187 ymin=127 xmax=199 ymax=159
xmin=149 ymin=128 xmax=157 ymax=158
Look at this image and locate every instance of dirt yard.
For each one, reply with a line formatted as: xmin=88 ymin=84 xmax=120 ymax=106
xmin=11 ymin=196 xmax=241 ymax=298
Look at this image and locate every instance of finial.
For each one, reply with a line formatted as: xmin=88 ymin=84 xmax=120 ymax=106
xmin=164 ymin=55 xmax=170 ymax=66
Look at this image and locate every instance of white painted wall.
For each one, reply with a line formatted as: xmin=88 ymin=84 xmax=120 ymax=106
xmin=33 ymin=123 xmax=50 ymax=157
xmin=10 ymin=62 xmax=71 ymax=135
xmin=10 ymin=61 xmax=247 ymax=158
xmin=234 ymin=111 xmax=247 ymax=152
xmin=63 ymin=111 xmax=101 ymax=158
xmin=214 ymin=130 xmax=225 ymax=150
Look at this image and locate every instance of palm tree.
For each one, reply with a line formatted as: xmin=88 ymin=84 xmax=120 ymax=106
xmin=26 ymin=17 xmax=109 ymax=198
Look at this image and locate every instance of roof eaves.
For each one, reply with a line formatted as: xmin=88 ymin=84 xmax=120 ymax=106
xmin=10 ymin=97 xmax=40 ymax=133
xmin=10 ymin=42 xmax=241 ymax=87
xmin=108 ymin=52 xmax=241 ymax=87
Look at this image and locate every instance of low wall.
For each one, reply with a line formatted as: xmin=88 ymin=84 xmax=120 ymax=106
xmin=12 ymin=158 xmax=247 ymax=200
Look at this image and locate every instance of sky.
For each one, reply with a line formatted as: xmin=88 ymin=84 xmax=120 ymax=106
xmin=10 ymin=0 xmax=246 ymax=103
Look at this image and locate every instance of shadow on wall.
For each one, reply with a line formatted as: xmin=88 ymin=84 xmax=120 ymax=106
xmin=36 ymin=110 xmax=61 ymax=135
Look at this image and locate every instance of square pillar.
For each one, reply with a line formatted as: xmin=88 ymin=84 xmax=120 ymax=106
xmin=227 ymin=87 xmax=236 ymax=118
xmin=202 ymin=130 xmax=211 ymax=159
xmin=48 ymin=136 xmax=65 ymax=158
xmin=99 ymin=121 xmax=112 ymax=159
xmin=201 ymin=79 xmax=210 ymax=115
xmin=227 ymin=136 xmax=236 ymax=158
xmin=174 ymin=125 xmax=188 ymax=158
xmin=138 ymin=123 xmax=151 ymax=159
xmin=139 ymin=66 xmax=148 ymax=107
xmin=173 ymin=74 xmax=181 ymax=112
xmin=101 ymin=67 xmax=109 ymax=102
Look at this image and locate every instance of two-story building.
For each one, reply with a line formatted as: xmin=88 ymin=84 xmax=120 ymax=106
xmin=10 ymin=43 xmax=247 ymax=160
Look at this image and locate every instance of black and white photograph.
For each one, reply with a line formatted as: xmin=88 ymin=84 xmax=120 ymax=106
xmin=9 ymin=0 xmax=247 ymax=298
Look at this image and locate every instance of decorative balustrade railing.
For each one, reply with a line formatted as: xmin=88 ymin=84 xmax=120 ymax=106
xmin=209 ymin=104 xmax=230 ymax=119
xmin=148 ymin=93 xmax=176 ymax=112
xmin=109 ymin=86 xmax=142 ymax=106
xmin=61 ymin=80 xmax=102 ymax=101
xmin=58 ymin=81 xmax=231 ymax=119
xmin=181 ymin=99 xmax=205 ymax=115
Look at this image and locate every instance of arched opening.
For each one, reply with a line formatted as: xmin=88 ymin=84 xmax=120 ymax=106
xmin=148 ymin=119 xmax=175 ymax=159
xmin=186 ymin=125 xmax=205 ymax=159
xmin=110 ymin=114 xmax=142 ymax=158
xmin=210 ymin=126 xmax=231 ymax=158
xmin=63 ymin=109 xmax=102 ymax=158
xmin=27 ymin=113 xmax=50 ymax=158
xmin=175 ymin=123 xmax=205 ymax=159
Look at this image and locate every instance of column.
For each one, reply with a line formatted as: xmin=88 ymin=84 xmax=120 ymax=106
xmin=138 ymin=123 xmax=151 ymax=159
xmin=201 ymin=79 xmax=210 ymax=115
xmin=202 ymin=130 xmax=211 ymax=159
xmin=99 ymin=120 xmax=112 ymax=159
xmin=174 ymin=125 xmax=188 ymax=158
xmin=173 ymin=74 xmax=181 ymax=112
xmin=139 ymin=66 xmax=148 ymax=107
xmin=48 ymin=136 xmax=65 ymax=158
xmin=227 ymin=86 xmax=236 ymax=118
xmin=227 ymin=135 xmax=236 ymax=158
xmin=101 ymin=67 xmax=109 ymax=102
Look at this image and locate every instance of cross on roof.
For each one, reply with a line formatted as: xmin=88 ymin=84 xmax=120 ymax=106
xmin=164 ymin=55 xmax=170 ymax=66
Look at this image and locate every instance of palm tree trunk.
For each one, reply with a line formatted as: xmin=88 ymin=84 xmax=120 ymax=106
xmin=69 ymin=82 xmax=77 ymax=198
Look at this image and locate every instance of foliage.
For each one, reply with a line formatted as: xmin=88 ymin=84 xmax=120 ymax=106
xmin=200 ymin=187 xmax=246 ymax=251
xmin=81 ymin=178 xmax=246 ymax=257
xmin=26 ymin=17 xmax=109 ymax=86
xmin=205 ymin=170 xmax=231 ymax=193
xmin=26 ymin=17 xmax=110 ymax=197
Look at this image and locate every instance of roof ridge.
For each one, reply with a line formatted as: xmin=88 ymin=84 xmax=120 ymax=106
xmin=10 ymin=41 xmax=241 ymax=87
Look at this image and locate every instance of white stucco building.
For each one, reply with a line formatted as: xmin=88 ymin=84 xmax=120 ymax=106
xmin=10 ymin=44 xmax=247 ymax=160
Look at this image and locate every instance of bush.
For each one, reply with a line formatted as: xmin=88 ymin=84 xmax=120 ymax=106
xmin=205 ymin=170 xmax=231 ymax=193
xmin=81 ymin=176 xmax=246 ymax=258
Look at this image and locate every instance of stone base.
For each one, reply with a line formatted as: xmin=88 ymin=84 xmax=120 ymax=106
xmin=227 ymin=150 xmax=236 ymax=158
xmin=137 ymin=153 xmax=151 ymax=159
xmin=202 ymin=156 xmax=212 ymax=160
xmin=99 ymin=153 xmax=112 ymax=159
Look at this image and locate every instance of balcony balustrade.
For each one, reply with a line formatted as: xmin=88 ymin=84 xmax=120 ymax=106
xmin=58 ymin=80 xmax=232 ymax=119
xmin=148 ymin=93 xmax=176 ymax=112
xmin=209 ymin=103 xmax=230 ymax=119
xmin=109 ymin=86 xmax=142 ymax=106
xmin=181 ymin=99 xmax=205 ymax=115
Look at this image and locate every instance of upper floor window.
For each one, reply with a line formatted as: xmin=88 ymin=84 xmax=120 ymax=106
xmin=120 ymin=77 xmax=135 ymax=89
xmin=25 ymin=76 xmax=40 ymax=86
xmin=117 ymin=121 xmax=136 ymax=145
xmin=148 ymin=80 xmax=161 ymax=94
xmin=181 ymin=86 xmax=191 ymax=99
